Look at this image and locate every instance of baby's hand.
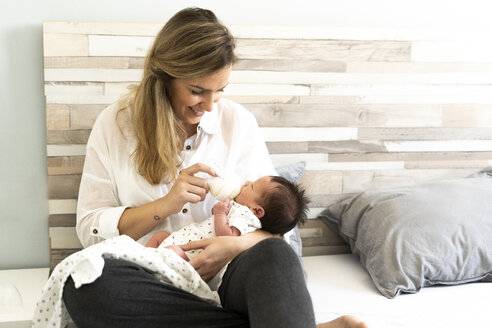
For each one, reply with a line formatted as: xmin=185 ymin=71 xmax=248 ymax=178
xmin=212 ymin=199 xmax=231 ymax=215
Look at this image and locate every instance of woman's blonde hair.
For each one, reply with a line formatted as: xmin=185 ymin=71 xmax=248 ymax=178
xmin=122 ymin=7 xmax=236 ymax=185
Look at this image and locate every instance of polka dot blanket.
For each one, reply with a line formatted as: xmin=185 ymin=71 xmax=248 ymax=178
xmin=32 ymin=235 xmax=220 ymax=328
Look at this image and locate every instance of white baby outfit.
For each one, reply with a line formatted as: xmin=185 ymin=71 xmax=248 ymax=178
xmin=159 ymin=201 xmax=261 ymax=290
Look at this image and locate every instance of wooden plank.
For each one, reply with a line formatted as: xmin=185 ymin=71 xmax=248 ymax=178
xmin=347 ymin=61 xmax=492 ymax=73
xmin=46 ymin=104 xmax=69 ymax=130
xmin=129 ymin=57 xmax=145 ymax=69
xmin=43 ymin=21 xmax=162 ymax=36
xmin=48 ymin=175 xmax=82 ymax=199
xmin=299 ymin=219 xmax=347 ymax=247
xmin=308 ymin=140 xmax=386 ymax=153
xmin=47 ymin=145 xmax=86 ymax=157
xmin=232 ymin=25 xmax=492 ymax=42
xmin=299 ymin=95 xmax=362 ymax=105
xmin=105 ymin=82 xmax=134 ymax=96
xmin=89 ymin=35 xmax=154 ymax=57
xmin=70 ymin=104 xmax=106 ymax=129
xmin=44 ymin=81 xmax=104 ymax=96
xmin=443 ymin=104 xmax=492 ymax=127
xmin=328 ymin=151 xmax=492 ymax=162
xmin=341 ymin=168 xmax=477 ymax=193
xmin=44 ymin=68 xmax=143 ymax=82
xmin=229 ymin=95 xmax=299 ymax=104
xmin=48 ymin=199 xmax=77 ymax=215
xmin=49 ymin=214 xmax=76 ymax=227
xmin=43 ymin=33 xmax=88 ymax=57
xmin=48 ymin=166 xmax=84 ymax=176
xmin=226 ymin=83 xmax=310 ymax=96
xmin=412 ymin=40 xmax=492 ymax=62
xmin=233 ymin=59 xmax=346 ymax=72
xmin=246 ymin=103 xmax=442 ymax=127
xmin=232 ymin=71 xmax=492 ymax=85
xmin=357 ymin=94 xmax=492 ymax=104
xmin=50 ymin=248 xmax=81 ymax=272
xmin=44 ymin=56 xmax=131 ymax=69
xmin=261 ymin=128 xmax=357 ymax=142
xmin=308 ymin=194 xmax=358 ymax=208
xmin=49 ymin=227 xmax=82 ymax=249
xmin=300 ymin=171 xmax=343 ymax=195
xmin=266 ymin=142 xmax=309 ymax=154
xmin=270 ymin=153 xmax=328 ymax=167
xmin=310 ymin=84 xmax=492 ymax=97
xmin=47 ymin=130 xmax=91 ymax=145
xmin=230 ymin=25 xmax=400 ymax=40
xmin=358 ymin=127 xmax=492 ymax=140
xmin=307 ymin=161 xmax=404 ymax=171
xmin=385 ymin=140 xmax=492 ymax=152
xmin=235 ymin=39 xmax=411 ymax=61
xmin=46 ymin=94 xmax=119 ymax=105
xmin=47 ymin=156 xmax=85 ymax=170
xmin=43 ymin=22 xmax=492 ymax=41
xmin=404 ymin=160 xmax=489 ymax=169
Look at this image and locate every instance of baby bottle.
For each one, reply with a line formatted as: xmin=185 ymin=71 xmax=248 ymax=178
xmin=207 ymin=174 xmax=242 ymax=201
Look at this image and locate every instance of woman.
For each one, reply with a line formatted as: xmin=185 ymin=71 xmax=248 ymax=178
xmin=63 ymin=7 xmax=367 ymax=328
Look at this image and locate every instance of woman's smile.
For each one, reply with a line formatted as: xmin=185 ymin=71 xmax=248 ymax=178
xmin=188 ymin=106 xmax=205 ymax=117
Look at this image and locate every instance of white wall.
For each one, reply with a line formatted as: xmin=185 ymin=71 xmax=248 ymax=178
xmin=1 ymin=0 xmax=491 ymax=269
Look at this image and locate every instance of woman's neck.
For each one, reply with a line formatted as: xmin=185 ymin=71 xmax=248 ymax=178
xmin=185 ymin=124 xmax=198 ymax=139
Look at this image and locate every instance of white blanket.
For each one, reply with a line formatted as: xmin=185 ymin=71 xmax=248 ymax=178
xmin=32 ymin=235 xmax=219 ymax=328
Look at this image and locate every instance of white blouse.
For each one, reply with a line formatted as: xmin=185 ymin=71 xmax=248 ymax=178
xmin=76 ymin=98 xmax=276 ymax=248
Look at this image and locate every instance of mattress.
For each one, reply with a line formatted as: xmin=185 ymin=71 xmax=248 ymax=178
xmin=303 ymin=254 xmax=492 ymax=328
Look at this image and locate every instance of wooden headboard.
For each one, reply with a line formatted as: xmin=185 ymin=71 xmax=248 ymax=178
xmin=44 ymin=21 xmax=492 ymax=270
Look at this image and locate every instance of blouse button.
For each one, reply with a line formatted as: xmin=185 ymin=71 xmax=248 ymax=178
xmin=92 ymin=228 xmax=98 ymax=235
xmin=185 ymin=145 xmax=191 ymax=150
xmin=182 ymin=208 xmax=188 ymax=214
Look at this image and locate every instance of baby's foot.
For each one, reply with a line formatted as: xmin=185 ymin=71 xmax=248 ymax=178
xmin=316 ymin=315 xmax=368 ymax=328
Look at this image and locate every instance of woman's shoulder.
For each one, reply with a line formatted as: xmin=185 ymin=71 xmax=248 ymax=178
xmin=89 ymin=101 xmax=133 ymax=141
xmin=217 ymin=98 xmax=257 ymax=124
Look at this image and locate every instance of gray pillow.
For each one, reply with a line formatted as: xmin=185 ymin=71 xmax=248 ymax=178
xmin=276 ymin=161 xmax=306 ymax=258
xmin=317 ymin=167 xmax=492 ymax=298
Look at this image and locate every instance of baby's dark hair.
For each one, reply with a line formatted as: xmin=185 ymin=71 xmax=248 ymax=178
xmin=259 ymin=176 xmax=310 ymax=235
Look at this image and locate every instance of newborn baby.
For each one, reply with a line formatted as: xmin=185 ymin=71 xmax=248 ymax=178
xmin=147 ymin=174 xmax=309 ymax=289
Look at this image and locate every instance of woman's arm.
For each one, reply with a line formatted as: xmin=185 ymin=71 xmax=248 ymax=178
xmin=180 ymin=230 xmax=274 ymax=281
xmin=118 ymin=163 xmax=217 ymax=241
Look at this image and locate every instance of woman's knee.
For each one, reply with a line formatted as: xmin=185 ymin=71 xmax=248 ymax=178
xmin=229 ymin=237 xmax=302 ymax=279
xmin=248 ymin=237 xmax=298 ymax=263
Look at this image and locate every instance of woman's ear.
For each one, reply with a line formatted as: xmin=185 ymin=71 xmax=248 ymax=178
xmin=253 ymin=206 xmax=265 ymax=219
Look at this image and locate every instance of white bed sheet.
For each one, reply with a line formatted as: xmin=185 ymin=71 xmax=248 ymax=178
xmin=303 ymin=254 xmax=491 ymax=328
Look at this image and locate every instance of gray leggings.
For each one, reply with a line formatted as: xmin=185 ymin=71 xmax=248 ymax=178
xmin=63 ymin=238 xmax=316 ymax=328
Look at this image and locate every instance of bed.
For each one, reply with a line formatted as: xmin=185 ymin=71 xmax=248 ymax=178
xmin=304 ymin=254 xmax=492 ymax=327
xmin=43 ymin=20 xmax=492 ymax=327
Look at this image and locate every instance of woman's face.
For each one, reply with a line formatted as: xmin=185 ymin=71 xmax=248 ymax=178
xmin=167 ymin=65 xmax=232 ymax=136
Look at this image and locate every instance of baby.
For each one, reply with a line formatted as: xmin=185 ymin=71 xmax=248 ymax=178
xmin=147 ymin=175 xmax=309 ymax=263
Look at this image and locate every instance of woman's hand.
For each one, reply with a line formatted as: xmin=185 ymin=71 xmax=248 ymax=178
xmin=164 ymin=163 xmax=217 ymax=215
xmin=118 ymin=163 xmax=216 ymax=242
xmin=180 ymin=230 xmax=273 ymax=281
xmin=181 ymin=236 xmax=241 ymax=281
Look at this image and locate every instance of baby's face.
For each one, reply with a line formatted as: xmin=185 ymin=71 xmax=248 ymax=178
xmin=234 ymin=176 xmax=272 ymax=208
